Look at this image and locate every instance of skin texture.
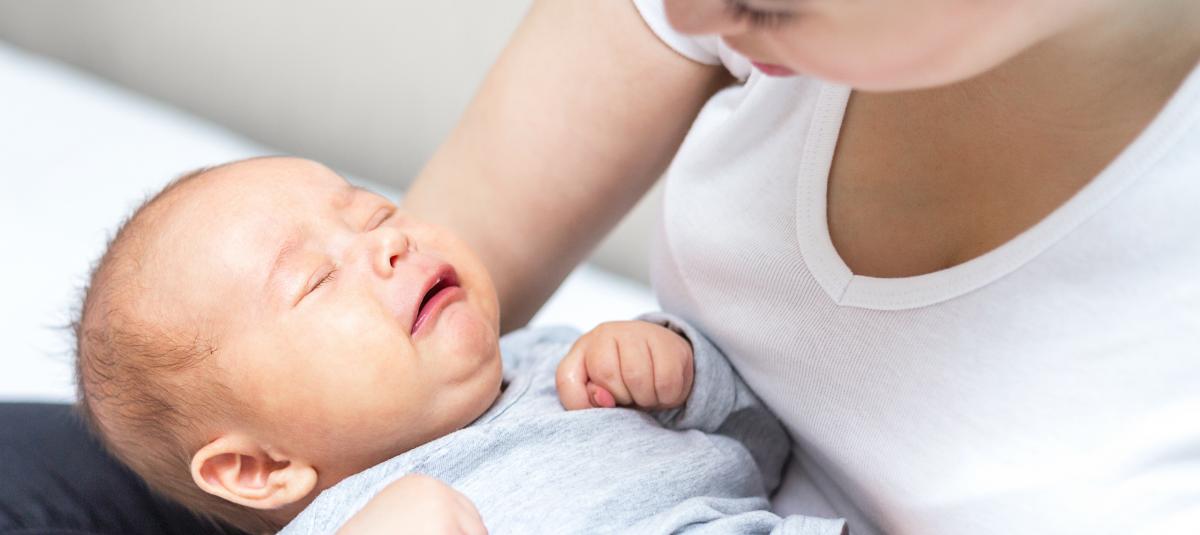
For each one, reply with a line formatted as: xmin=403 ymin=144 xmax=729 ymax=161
xmin=665 ymin=0 xmax=1116 ymax=91
xmin=141 ymin=157 xmax=502 ymax=521
xmin=140 ymin=157 xmax=698 ymax=529
xmin=556 ymin=320 xmax=694 ymax=412
xmin=406 ymin=0 xmax=1200 ymax=312
xmin=404 ymin=0 xmax=731 ymax=332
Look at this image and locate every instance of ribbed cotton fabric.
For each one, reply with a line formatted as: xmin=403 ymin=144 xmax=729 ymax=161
xmin=635 ymin=1 xmax=1200 ymax=533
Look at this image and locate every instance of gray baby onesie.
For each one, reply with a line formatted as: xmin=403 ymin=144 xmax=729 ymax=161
xmin=281 ymin=313 xmax=845 ymax=535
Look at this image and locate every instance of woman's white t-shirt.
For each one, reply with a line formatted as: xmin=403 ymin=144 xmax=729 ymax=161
xmin=634 ymin=1 xmax=1200 ymax=533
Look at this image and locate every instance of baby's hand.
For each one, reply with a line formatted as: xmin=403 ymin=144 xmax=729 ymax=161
xmin=336 ymin=474 xmax=486 ymax=535
xmin=556 ymin=320 xmax=694 ymax=411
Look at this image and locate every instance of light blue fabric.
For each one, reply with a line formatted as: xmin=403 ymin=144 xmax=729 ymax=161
xmin=281 ymin=314 xmax=845 ymax=534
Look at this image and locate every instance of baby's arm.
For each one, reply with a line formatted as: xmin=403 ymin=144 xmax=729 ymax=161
xmin=556 ymin=313 xmax=770 ymax=431
xmin=556 ymin=313 xmax=790 ymax=490
xmin=336 ymin=474 xmax=486 ymax=535
xmin=556 ymin=315 xmax=845 ymax=534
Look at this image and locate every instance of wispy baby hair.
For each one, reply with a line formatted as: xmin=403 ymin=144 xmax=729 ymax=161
xmin=72 ymin=163 xmax=276 ymax=534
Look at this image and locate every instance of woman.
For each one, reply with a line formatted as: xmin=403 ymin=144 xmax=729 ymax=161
xmin=403 ymin=0 xmax=1200 ymax=533
xmin=3 ymin=0 xmax=1196 ymax=533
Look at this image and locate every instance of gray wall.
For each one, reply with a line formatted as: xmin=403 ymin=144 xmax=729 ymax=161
xmin=0 ymin=0 xmax=659 ymax=283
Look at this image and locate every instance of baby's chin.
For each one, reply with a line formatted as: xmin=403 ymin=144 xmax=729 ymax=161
xmin=367 ymin=357 xmax=502 ymax=457
xmin=445 ymin=345 xmax=505 ymax=430
xmin=423 ymin=298 xmax=497 ymax=347
xmin=422 ymin=306 xmax=501 ymax=379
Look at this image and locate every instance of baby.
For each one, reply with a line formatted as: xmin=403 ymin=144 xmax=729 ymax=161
xmin=74 ymin=157 xmax=845 ymax=534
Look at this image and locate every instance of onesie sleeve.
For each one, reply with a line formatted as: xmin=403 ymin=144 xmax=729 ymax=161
xmin=639 ymin=312 xmax=792 ymax=494
xmin=498 ymin=324 xmax=581 ymax=375
xmin=655 ymin=507 xmax=848 ymax=535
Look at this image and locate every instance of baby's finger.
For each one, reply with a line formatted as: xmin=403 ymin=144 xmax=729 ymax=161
xmin=585 ymin=341 xmax=634 ymax=406
xmin=586 ymin=382 xmax=616 ymax=408
xmin=619 ymin=337 xmax=659 ymax=408
xmin=555 ymin=344 xmax=593 ymax=411
xmin=651 ymin=337 xmax=693 ymax=408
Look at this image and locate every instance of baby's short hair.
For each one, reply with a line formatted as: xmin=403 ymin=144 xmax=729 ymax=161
xmin=73 ymin=165 xmax=276 ymax=534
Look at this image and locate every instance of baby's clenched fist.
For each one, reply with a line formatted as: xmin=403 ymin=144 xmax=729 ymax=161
xmin=556 ymin=321 xmax=694 ymax=412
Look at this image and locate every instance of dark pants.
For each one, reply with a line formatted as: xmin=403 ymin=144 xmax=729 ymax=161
xmin=0 ymin=403 xmax=244 ymax=535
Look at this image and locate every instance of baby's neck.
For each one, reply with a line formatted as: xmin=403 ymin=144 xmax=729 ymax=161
xmin=267 ymin=385 xmax=507 ymax=527
xmin=262 ymin=496 xmax=316 ymax=530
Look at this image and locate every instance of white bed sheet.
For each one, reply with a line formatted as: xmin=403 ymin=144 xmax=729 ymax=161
xmin=0 ymin=42 xmax=656 ymax=402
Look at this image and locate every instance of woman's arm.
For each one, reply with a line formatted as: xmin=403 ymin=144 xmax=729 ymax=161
xmin=404 ymin=0 xmax=730 ymax=332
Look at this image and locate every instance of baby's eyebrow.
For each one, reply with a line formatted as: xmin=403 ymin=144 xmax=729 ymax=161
xmin=265 ymin=231 xmax=304 ymax=298
xmin=334 ymin=184 xmax=368 ymax=209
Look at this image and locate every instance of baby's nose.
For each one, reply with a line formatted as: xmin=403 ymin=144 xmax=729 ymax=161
xmin=372 ymin=228 xmax=411 ymax=276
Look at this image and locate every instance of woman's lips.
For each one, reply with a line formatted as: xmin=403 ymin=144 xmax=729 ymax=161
xmin=751 ymin=61 xmax=796 ymax=77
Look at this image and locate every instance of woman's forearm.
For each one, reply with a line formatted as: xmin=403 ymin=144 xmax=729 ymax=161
xmin=405 ymin=0 xmax=730 ymax=332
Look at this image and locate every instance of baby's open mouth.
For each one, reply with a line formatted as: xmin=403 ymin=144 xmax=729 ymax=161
xmin=411 ymin=266 xmax=461 ymax=336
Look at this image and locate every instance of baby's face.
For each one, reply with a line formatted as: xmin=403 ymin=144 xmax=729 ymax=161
xmin=150 ymin=157 xmax=502 ymax=477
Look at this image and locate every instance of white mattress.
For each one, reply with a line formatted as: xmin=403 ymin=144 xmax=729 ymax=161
xmin=0 ymin=42 xmax=656 ymax=402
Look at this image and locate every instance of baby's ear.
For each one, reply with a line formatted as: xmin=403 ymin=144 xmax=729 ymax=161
xmin=190 ymin=434 xmax=317 ymax=510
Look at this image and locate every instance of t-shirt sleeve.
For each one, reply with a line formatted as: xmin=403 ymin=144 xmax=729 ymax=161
xmin=632 ymin=0 xmax=754 ymax=80
xmin=639 ymin=312 xmax=791 ymax=494
xmin=632 ymin=0 xmax=723 ymax=66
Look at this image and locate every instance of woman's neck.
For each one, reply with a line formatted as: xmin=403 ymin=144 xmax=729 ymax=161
xmin=829 ymin=0 xmax=1199 ymax=277
xmin=950 ymin=0 xmax=1200 ymax=140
